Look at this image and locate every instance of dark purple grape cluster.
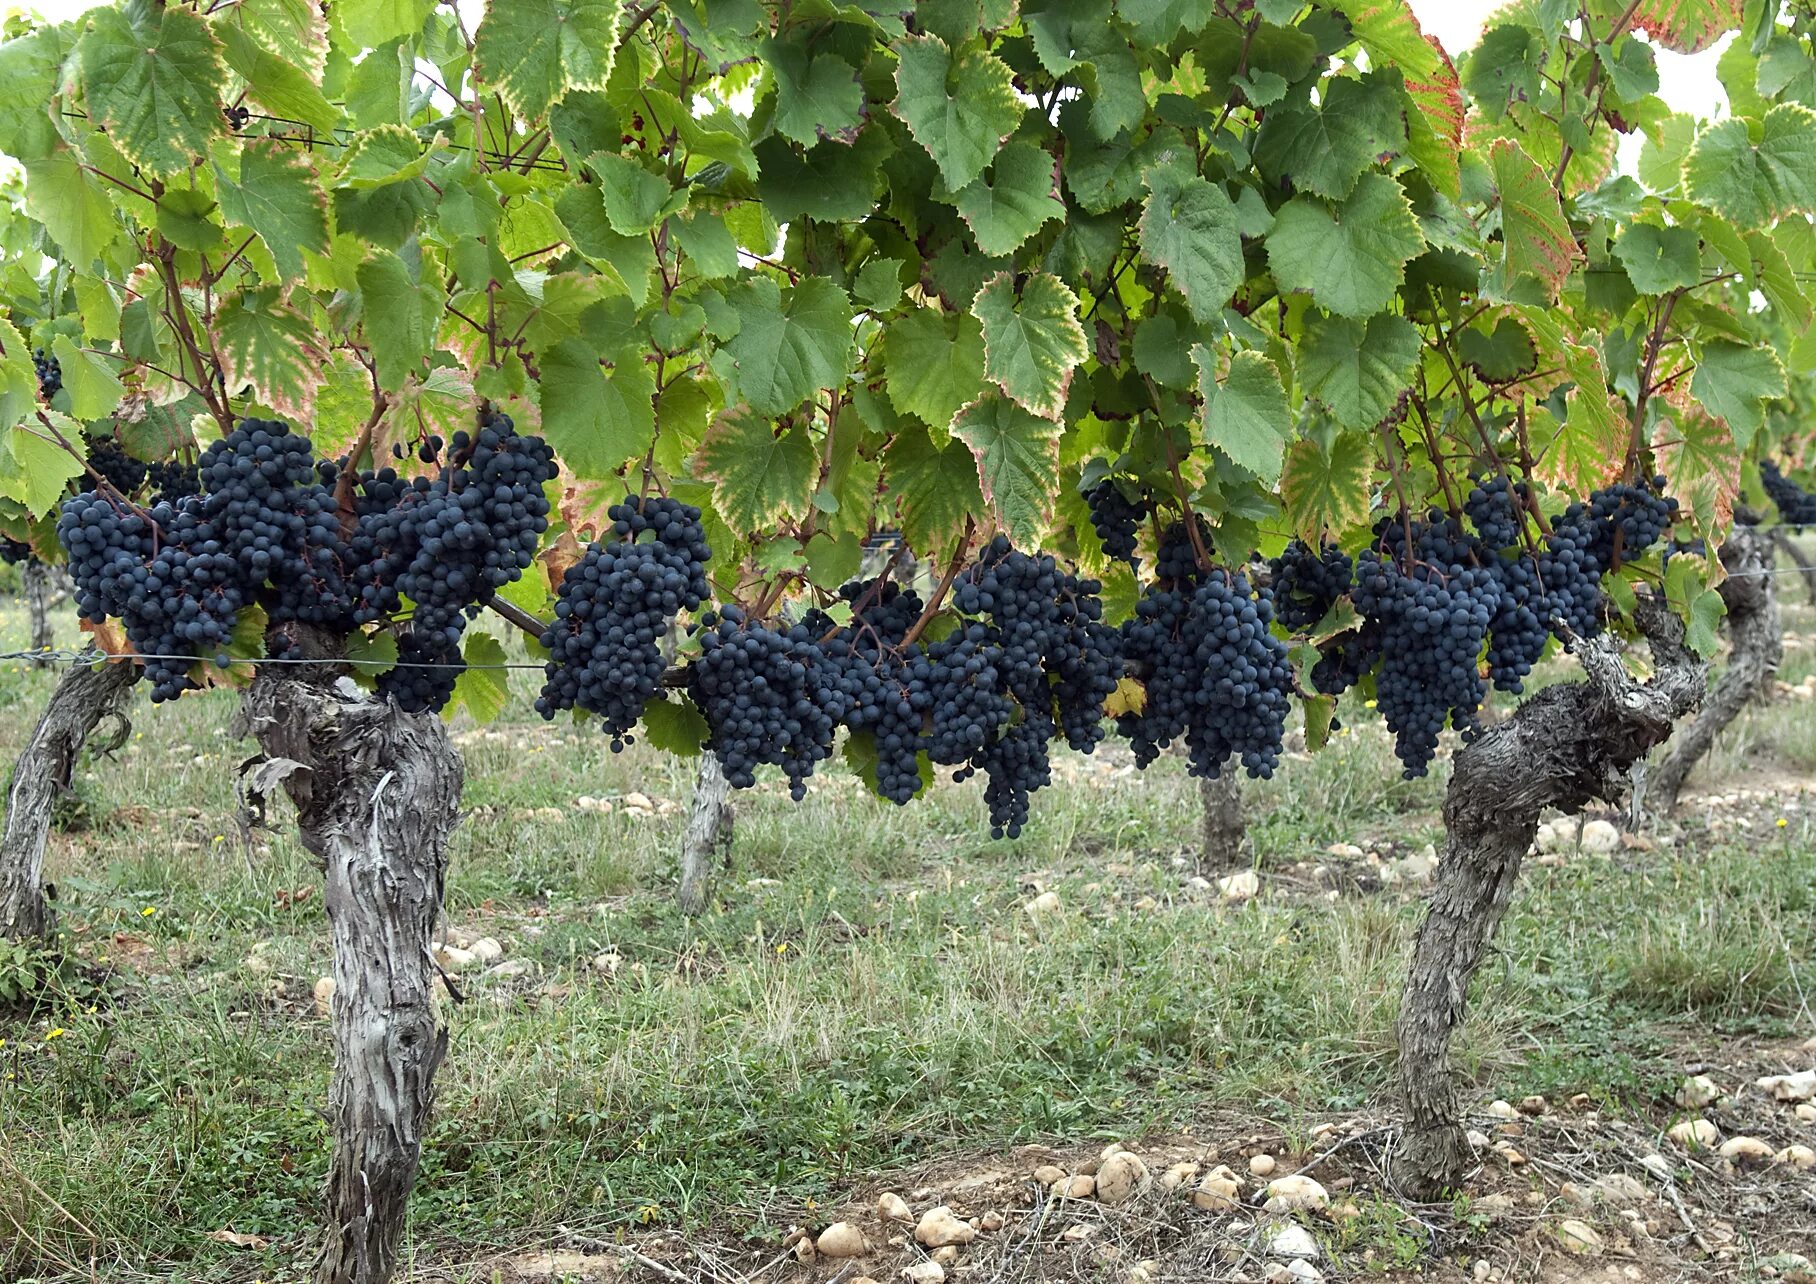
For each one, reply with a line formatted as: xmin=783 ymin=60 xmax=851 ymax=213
xmin=79 ymin=438 xmax=147 ymax=497
xmin=803 ymin=581 xmax=931 ymax=806
xmin=687 ymin=606 xmax=840 ymax=800
xmin=59 ymin=414 xmax=558 ymax=709
xmin=1267 ymin=540 xmax=1352 ymax=631
xmin=32 ymin=348 xmax=60 ymax=400
xmin=1083 ymin=479 xmax=1148 ymax=564
xmin=536 ymin=496 xmax=712 ymax=749
xmin=1761 ymin=460 xmax=1816 ymax=528
xmin=1 ymin=536 xmax=32 ymax=565
xmin=1117 ymin=566 xmax=1292 ymax=781
xmin=147 ymin=458 xmax=201 ymax=505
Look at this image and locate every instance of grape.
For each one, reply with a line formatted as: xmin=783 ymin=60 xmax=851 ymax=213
xmin=147 ymin=458 xmax=201 ymax=505
xmin=805 ymin=581 xmax=930 ymax=805
xmin=1082 ymin=479 xmax=1147 ymax=564
xmin=1268 ymin=540 xmax=1353 ymax=631
xmin=377 ymin=631 xmax=465 ymax=715
xmin=687 ymin=606 xmax=839 ymax=800
xmin=1761 ymin=460 xmax=1816 ymax=528
xmin=1154 ymin=517 xmax=1209 ymax=585
xmin=32 ymin=348 xmax=60 ymax=400
xmin=1 ymin=537 xmax=31 ymax=566
xmin=79 ymin=439 xmax=148 ymax=497
xmin=1118 ymin=566 xmax=1292 ymax=780
xmin=536 ymin=496 xmax=711 ymax=748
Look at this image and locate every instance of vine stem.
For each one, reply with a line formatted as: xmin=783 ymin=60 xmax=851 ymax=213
xmin=899 ymin=518 xmax=976 ymax=651
xmin=333 ymin=389 xmax=392 ymax=527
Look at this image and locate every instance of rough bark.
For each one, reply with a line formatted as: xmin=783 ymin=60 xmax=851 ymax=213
xmin=0 ymin=658 xmax=135 ymax=939
xmin=1394 ymin=600 xmax=1704 ymax=1197
xmin=1771 ymin=529 xmax=1816 ymax=605
xmin=237 ymin=660 xmax=463 ymax=1284
xmin=1197 ymin=770 xmax=1247 ymax=873
xmin=1644 ymin=527 xmax=1781 ymax=816
xmin=22 ymin=560 xmax=53 ymax=662
xmin=678 ymin=750 xmax=733 ymax=916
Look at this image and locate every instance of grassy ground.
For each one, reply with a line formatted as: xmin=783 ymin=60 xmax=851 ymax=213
xmin=0 ymin=575 xmax=1813 ymax=1283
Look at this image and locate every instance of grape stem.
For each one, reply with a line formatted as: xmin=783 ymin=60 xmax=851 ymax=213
xmin=333 ymin=389 xmax=392 ymax=528
xmin=899 ymin=518 xmax=975 ymax=651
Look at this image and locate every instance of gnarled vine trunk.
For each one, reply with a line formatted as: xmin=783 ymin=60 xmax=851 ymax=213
xmin=238 ymin=662 xmax=463 ymax=1284
xmin=0 ymin=657 xmax=135 ymax=939
xmin=678 ymin=750 xmax=733 ymax=916
xmin=22 ymin=561 xmax=53 ymax=662
xmin=1643 ymin=526 xmax=1780 ymax=816
xmin=1394 ymin=601 xmax=1704 ymax=1197
xmin=1198 ymin=770 xmax=1246 ymax=873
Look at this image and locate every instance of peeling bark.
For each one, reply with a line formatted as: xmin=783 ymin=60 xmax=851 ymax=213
xmin=22 ymin=561 xmax=53 ymax=663
xmin=1644 ymin=527 xmax=1780 ymax=816
xmin=678 ymin=750 xmax=733 ymax=916
xmin=1394 ymin=601 xmax=1704 ymax=1197
xmin=0 ymin=658 xmax=135 ymax=939
xmin=238 ymin=657 xmax=463 ymax=1284
xmin=1197 ymin=770 xmax=1247 ymax=873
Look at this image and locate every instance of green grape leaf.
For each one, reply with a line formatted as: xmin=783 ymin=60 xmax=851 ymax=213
xmin=473 ymin=0 xmax=622 ymax=122
xmin=588 ymin=152 xmax=680 ymax=235
xmin=953 ymin=140 xmax=1066 ymax=256
xmin=672 ymin=212 xmax=740 ymax=281
xmin=1689 ymin=339 xmax=1786 ymax=449
xmin=1117 ymin=0 xmax=1217 ymax=44
xmin=0 ymin=23 xmax=75 ymax=163
xmin=753 ymin=132 xmax=887 ymax=223
xmin=22 ymin=149 xmax=120 ymax=268
xmin=763 ymin=38 xmax=865 ymax=146
xmin=336 ymin=0 xmax=434 ymax=49
xmin=641 ymin=694 xmax=709 ymax=757
xmin=1279 ymin=432 xmax=1373 ymax=545
xmin=72 ymin=278 xmax=121 ymax=344
xmin=711 ymin=276 xmax=855 ymax=417
xmin=1298 ymin=313 xmax=1419 ymax=431
xmin=155 ymin=187 xmax=226 ymax=254
xmin=803 ymin=530 xmax=864 ymax=589
xmin=1594 ymin=0 xmax=1742 ymax=55
xmin=0 ymin=320 xmax=37 ymax=431
xmin=1747 ymin=228 xmax=1811 ymax=333
xmin=950 ymin=394 xmax=1063 ymax=547
xmin=356 ymin=251 xmax=438 ymax=393
xmin=884 ymin=420 xmax=986 ymax=552
xmin=696 ymin=405 xmax=817 ymax=534
xmin=213 ymin=287 xmax=321 ymax=422
xmin=854 ymin=257 xmax=906 ymax=311
xmin=891 ymin=33 xmax=1023 ymax=190
xmin=1489 ymin=138 xmax=1576 ymax=300
xmin=1254 ymin=76 xmax=1408 ymax=200
xmin=1597 ymin=35 xmax=1661 ymax=102
xmin=1266 ymin=173 xmax=1425 ymax=318
xmin=76 ymin=0 xmax=226 ymax=176
xmin=0 ymin=417 xmax=87 ymax=519
xmin=215 ymin=140 xmax=331 ymax=281
xmin=1683 ymin=104 xmax=1816 ymax=225
xmin=1194 ymin=347 xmax=1292 ymax=483
xmin=971 ymin=270 xmax=1087 ymax=421
xmin=214 ymin=22 xmax=339 ymax=135
xmin=1612 ymin=223 xmax=1703 ymax=294
xmin=451 ymin=633 xmax=511 ymax=725
xmin=1138 ymin=167 xmax=1244 ymax=326
xmin=49 ymin=336 xmax=124 ymax=421
xmin=1461 ymin=24 xmax=1543 ymax=124
xmin=536 ymin=339 xmax=652 ymax=478
xmin=883 ymin=308 xmax=988 ymax=433
xmin=230 ymin=0 xmax=327 ymax=77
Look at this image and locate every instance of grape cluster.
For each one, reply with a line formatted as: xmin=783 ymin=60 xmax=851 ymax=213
xmin=687 ymin=607 xmax=838 ymax=800
xmin=147 ymin=458 xmax=201 ymax=505
xmin=1761 ymin=460 xmax=1816 ymax=527
xmin=1267 ymin=540 xmax=1353 ymax=631
xmin=1 ymin=537 xmax=32 ymax=565
xmin=536 ymin=496 xmax=711 ymax=749
xmin=1117 ymin=566 xmax=1292 ymax=781
xmin=32 ymin=349 xmax=60 ymax=400
xmin=59 ymin=413 xmax=557 ymax=709
xmin=345 ymin=413 xmax=556 ymax=649
xmin=80 ymin=439 xmax=148 ymax=497
xmin=1352 ymin=550 xmax=1497 ymax=776
xmin=1082 ymin=479 xmax=1148 ymax=564
xmin=803 ymin=581 xmax=930 ymax=806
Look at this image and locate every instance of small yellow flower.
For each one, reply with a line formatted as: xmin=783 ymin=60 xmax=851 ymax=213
xmin=45 ymin=1028 xmax=65 ymax=1041
xmin=141 ymin=906 xmax=157 ymax=917
xmin=1778 ymin=817 xmax=1789 ymax=828
xmin=775 ymin=942 xmax=788 ymax=955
